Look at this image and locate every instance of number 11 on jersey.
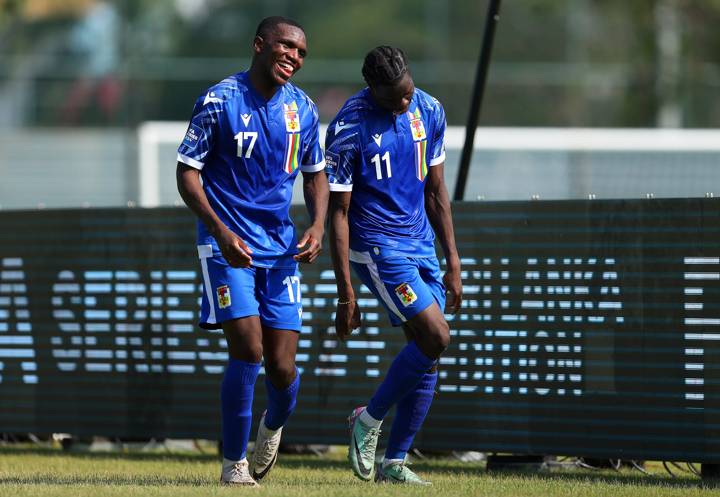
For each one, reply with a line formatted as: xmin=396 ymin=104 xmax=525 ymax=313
xmin=371 ymin=151 xmax=392 ymax=180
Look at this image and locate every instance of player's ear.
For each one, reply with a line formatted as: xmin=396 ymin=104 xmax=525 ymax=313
xmin=252 ymin=35 xmax=264 ymax=54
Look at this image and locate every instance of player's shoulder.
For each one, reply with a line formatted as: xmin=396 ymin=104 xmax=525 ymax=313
xmin=325 ymin=94 xmax=368 ymax=147
xmin=282 ymin=81 xmax=318 ymax=112
xmin=195 ymin=72 xmax=246 ymax=108
xmin=414 ymin=87 xmax=444 ymax=115
xmin=328 ymin=89 xmax=371 ymax=132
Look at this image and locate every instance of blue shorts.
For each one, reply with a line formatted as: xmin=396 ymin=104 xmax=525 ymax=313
xmin=350 ymin=255 xmax=446 ymax=326
xmin=197 ymin=245 xmax=302 ymax=331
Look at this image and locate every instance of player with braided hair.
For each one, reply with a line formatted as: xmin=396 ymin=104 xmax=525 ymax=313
xmin=326 ymin=46 xmax=462 ymax=485
xmin=361 ymin=45 xmax=409 ymax=87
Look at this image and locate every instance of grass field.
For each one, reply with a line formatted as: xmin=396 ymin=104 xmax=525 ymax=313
xmin=1 ymin=445 xmax=720 ymax=497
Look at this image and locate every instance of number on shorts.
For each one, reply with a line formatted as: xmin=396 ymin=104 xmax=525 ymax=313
xmin=282 ymin=275 xmax=301 ymax=303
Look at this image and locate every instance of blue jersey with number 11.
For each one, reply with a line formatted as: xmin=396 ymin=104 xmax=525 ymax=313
xmin=324 ymin=87 xmax=446 ymax=261
xmin=177 ymin=71 xmax=324 ymax=268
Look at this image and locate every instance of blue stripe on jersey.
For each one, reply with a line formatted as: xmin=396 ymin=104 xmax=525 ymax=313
xmin=324 ymin=88 xmax=447 ymax=260
xmin=178 ymin=72 xmax=324 ymax=268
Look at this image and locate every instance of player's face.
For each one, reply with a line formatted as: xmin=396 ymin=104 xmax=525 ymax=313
xmin=254 ymin=23 xmax=307 ymax=85
xmin=370 ymin=73 xmax=415 ymax=115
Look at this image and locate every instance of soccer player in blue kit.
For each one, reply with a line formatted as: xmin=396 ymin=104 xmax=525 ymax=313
xmin=326 ymin=46 xmax=462 ymax=485
xmin=176 ymin=17 xmax=328 ymax=486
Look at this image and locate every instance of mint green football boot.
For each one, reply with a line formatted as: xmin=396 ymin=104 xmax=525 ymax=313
xmin=375 ymin=462 xmax=432 ymax=485
xmin=347 ymin=406 xmax=381 ymax=481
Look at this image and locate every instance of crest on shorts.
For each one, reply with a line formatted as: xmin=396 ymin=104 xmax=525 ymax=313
xmin=217 ymin=285 xmax=231 ymax=309
xmin=395 ymin=282 xmax=417 ymax=307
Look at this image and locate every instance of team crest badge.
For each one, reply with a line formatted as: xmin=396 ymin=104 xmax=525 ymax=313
xmin=283 ymin=101 xmax=301 ymax=133
xmin=408 ymin=108 xmax=426 ymax=141
xmin=217 ymin=285 xmax=231 ymax=309
xmin=395 ymin=282 xmax=418 ymax=307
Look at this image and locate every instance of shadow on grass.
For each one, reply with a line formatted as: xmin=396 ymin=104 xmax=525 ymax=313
xmin=408 ymin=460 xmax=720 ymax=491
xmin=0 ymin=474 xmax=217 ymax=486
xmin=0 ymin=446 xmax=218 ymax=463
xmin=0 ymin=446 xmax=354 ymax=470
xmin=4 ymin=446 xmax=719 ymax=490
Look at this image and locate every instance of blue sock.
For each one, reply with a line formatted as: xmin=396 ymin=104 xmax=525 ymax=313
xmin=221 ymin=358 xmax=261 ymax=460
xmin=366 ymin=341 xmax=435 ymax=421
xmin=263 ymin=368 xmax=300 ymax=430
xmin=385 ymin=370 xmax=438 ymax=460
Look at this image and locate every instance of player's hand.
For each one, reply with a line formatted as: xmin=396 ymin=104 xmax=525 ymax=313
xmin=443 ymin=268 xmax=463 ymax=314
xmin=216 ymin=228 xmax=253 ymax=268
xmin=335 ymin=300 xmax=361 ymax=343
xmin=294 ymin=225 xmax=323 ymax=264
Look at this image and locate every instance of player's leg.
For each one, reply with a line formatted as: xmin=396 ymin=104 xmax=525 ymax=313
xmin=249 ymin=266 xmax=303 ymax=481
xmin=383 ymin=324 xmax=438 ymax=458
xmin=378 ymin=258 xmax=446 ymax=484
xmin=198 ymin=250 xmax=262 ymax=486
xmin=362 ymin=257 xmax=445 ymax=421
xmin=378 ymin=258 xmax=445 ymax=483
xmin=346 ymin=257 xmax=439 ymax=481
xmin=262 ymin=326 xmax=300 ymax=429
xmin=220 ymin=316 xmax=263 ymax=485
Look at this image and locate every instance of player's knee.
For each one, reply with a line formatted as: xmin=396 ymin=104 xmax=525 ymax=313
xmin=432 ymin=322 xmax=451 ymax=353
xmin=419 ymin=321 xmax=450 ymax=358
xmin=228 ymin=342 xmax=263 ymax=363
xmin=264 ymin=360 xmax=296 ymax=389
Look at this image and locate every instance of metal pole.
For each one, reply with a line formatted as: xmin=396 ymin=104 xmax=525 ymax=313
xmin=453 ymin=0 xmax=502 ymax=201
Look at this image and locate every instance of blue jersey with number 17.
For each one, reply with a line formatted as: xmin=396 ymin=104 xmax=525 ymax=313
xmin=177 ymin=71 xmax=325 ymax=268
xmin=324 ymin=87 xmax=446 ymax=261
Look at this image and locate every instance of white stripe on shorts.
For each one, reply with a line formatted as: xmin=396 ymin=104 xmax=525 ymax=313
xmin=197 ymin=244 xmax=216 ymax=325
xmin=365 ymin=260 xmax=406 ymax=323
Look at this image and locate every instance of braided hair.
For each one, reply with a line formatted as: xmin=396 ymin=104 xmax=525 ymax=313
xmin=362 ymin=46 xmax=409 ymax=87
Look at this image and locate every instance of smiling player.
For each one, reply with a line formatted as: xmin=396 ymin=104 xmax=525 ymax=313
xmin=176 ymin=16 xmax=328 ymax=486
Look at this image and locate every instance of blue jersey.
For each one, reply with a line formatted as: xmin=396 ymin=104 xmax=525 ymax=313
xmin=324 ymin=87 xmax=446 ymax=261
xmin=178 ymin=72 xmax=324 ymax=268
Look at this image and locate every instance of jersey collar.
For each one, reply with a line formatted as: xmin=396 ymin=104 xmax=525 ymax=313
xmin=241 ymin=71 xmax=286 ymax=108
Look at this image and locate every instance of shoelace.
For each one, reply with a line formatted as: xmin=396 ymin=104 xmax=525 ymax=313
xmin=393 ymin=464 xmax=424 ymax=483
xmin=256 ymin=433 xmax=281 ymax=466
xmin=230 ymin=461 xmax=251 ymax=479
xmin=361 ymin=427 xmax=380 ymax=459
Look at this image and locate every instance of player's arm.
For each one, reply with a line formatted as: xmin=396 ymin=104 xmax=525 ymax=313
xmin=328 ymin=190 xmax=361 ymax=341
xmin=295 ymin=101 xmax=329 ymax=264
xmin=424 ymin=163 xmax=462 ymax=313
xmin=176 ymin=163 xmax=253 ymax=267
xmin=295 ymin=169 xmax=329 ymax=264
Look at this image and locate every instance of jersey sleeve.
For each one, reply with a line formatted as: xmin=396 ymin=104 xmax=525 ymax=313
xmin=324 ymin=114 xmax=360 ymax=192
xmin=300 ymin=99 xmax=325 ymax=173
xmin=176 ymin=95 xmax=222 ymax=170
xmin=429 ymin=99 xmax=447 ymax=167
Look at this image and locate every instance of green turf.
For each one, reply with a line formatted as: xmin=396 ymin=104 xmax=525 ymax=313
xmin=1 ymin=445 xmax=719 ymax=497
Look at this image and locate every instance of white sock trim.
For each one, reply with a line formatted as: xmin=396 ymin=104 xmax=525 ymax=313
xmin=359 ymin=408 xmax=382 ymax=427
xmin=383 ymin=458 xmax=404 ymax=468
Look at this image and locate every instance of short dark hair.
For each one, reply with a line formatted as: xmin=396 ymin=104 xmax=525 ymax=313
xmin=255 ymin=16 xmax=304 ymax=38
xmin=362 ymin=46 xmax=409 ymax=87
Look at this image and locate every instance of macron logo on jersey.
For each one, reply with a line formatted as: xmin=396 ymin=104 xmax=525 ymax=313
xmin=372 ymin=133 xmax=382 ymax=147
xmin=203 ymin=92 xmax=223 ymax=105
xmin=241 ymin=114 xmax=251 ymax=127
xmin=335 ymin=120 xmax=356 ymax=135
